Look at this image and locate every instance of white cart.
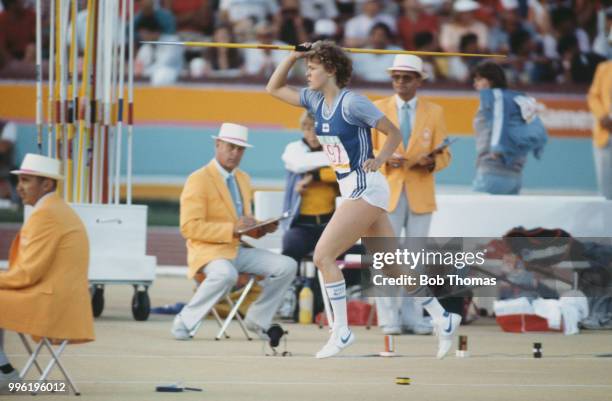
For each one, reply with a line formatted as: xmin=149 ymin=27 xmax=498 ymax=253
xmin=72 ymin=203 xmax=157 ymax=321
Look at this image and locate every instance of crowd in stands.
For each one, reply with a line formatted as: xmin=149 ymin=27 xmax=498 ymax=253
xmin=0 ymin=0 xmax=610 ymax=86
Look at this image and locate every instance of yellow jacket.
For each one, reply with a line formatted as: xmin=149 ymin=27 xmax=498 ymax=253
xmin=180 ymin=160 xmax=253 ymax=278
xmin=587 ymin=61 xmax=612 ymax=148
xmin=372 ymin=96 xmax=451 ymax=214
xmin=0 ymin=193 xmax=94 ymax=343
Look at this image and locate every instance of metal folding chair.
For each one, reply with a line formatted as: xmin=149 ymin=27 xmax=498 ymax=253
xmin=189 ymin=274 xmax=257 ymax=341
xmin=18 ymin=334 xmax=80 ymax=396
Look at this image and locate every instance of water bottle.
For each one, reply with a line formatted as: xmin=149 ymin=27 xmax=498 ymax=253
xmin=298 ymin=279 xmax=314 ymax=324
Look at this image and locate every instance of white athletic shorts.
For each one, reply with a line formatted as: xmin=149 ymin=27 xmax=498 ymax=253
xmin=337 ymin=169 xmax=390 ymax=211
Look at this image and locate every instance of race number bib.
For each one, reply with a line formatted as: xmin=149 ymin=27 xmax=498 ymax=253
xmin=318 ymin=135 xmax=350 ymax=174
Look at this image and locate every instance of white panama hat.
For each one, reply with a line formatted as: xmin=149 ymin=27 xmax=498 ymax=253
xmin=11 ymin=153 xmax=64 ymax=180
xmin=211 ymin=123 xmax=253 ymax=148
xmin=387 ymin=54 xmax=428 ymax=79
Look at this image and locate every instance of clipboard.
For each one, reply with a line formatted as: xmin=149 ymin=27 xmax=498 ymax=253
xmin=237 ymin=211 xmax=291 ymax=235
xmin=404 ymin=137 xmax=459 ymax=168
xmin=427 ymin=137 xmax=459 ymax=157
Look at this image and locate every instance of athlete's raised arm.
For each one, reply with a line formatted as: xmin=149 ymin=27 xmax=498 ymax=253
xmin=266 ymin=46 xmax=310 ymax=107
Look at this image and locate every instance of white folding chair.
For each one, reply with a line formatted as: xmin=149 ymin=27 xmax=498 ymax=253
xmin=18 ymin=334 xmax=80 ymax=396
xmin=189 ymin=274 xmax=257 ymax=341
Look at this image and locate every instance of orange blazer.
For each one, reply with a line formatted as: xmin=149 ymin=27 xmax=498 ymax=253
xmin=180 ymin=160 xmax=253 ymax=278
xmin=587 ymin=61 xmax=612 ymax=148
xmin=371 ymin=96 xmax=451 ymax=214
xmin=0 ymin=193 xmax=94 ymax=343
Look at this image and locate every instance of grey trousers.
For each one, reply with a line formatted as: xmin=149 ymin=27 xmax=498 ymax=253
xmin=179 ymin=247 xmax=297 ymax=331
xmin=594 ymin=142 xmax=612 ymax=200
xmin=0 ymin=329 xmax=8 ymax=366
xmin=376 ymin=192 xmax=433 ymax=329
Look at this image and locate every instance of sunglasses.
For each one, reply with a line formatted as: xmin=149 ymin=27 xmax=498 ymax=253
xmin=391 ymin=74 xmax=419 ymax=82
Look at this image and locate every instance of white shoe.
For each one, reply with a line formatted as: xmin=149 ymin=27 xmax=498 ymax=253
xmin=171 ymin=314 xmax=192 ymax=340
xmin=381 ymin=325 xmax=402 ymax=335
xmin=0 ymin=369 xmax=21 ymax=391
xmin=315 ymin=327 xmax=355 ymax=359
xmin=412 ymin=318 xmax=434 ymax=335
xmin=433 ymin=312 xmax=462 ymax=359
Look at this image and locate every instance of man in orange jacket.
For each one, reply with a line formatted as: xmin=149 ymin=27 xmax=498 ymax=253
xmin=0 ymin=154 xmax=94 ymax=389
xmin=587 ymin=59 xmax=612 ymax=199
xmin=371 ymin=54 xmax=452 ymax=336
xmin=172 ymin=123 xmax=297 ymax=341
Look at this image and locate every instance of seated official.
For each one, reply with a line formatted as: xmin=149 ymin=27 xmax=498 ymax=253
xmin=281 ymin=111 xmax=340 ymax=264
xmin=0 ymin=154 xmax=94 ymax=389
xmin=172 ymin=123 xmax=297 ymax=340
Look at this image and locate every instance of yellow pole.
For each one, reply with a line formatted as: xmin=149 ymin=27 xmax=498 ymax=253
xmin=54 ymin=0 xmax=62 ymax=195
xmin=76 ymin=0 xmax=95 ymax=203
xmin=66 ymin=0 xmax=78 ymax=202
xmin=140 ymin=40 xmax=507 ymax=59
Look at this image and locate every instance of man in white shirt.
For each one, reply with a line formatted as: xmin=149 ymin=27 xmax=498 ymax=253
xmin=344 ymin=0 xmax=396 ymax=48
xmin=352 ymin=23 xmax=402 ymax=82
xmin=243 ymin=23 xmax=289 ymax=78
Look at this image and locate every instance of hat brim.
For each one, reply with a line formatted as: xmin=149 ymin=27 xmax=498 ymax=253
xmin=10 ymin=169 xmax=64 ymax=180
xmin=211 ymin=135 xmax=253 ymax=148
xmin=387 ymin=67 xmax=428 ymax=80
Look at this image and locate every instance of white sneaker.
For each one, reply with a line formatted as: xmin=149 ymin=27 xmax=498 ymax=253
xmin=171 ymin=314 xmax=192 ymax=340
xmin=0 ymin=369 xmax=21 ymax=391
xmin=315 ymin=327 xmax=355 ymax=359
xmin=433 ymin=312 xmax=462 ymax=359
xmin=381 ymin=325 xmax=402 ymax=335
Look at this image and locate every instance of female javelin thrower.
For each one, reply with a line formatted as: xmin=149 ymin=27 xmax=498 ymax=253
xmin=266 ymin=41 xmax=461 ymax=358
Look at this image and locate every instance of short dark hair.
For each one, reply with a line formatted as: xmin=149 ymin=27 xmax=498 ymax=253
xmin=136 ymin=14 xmax=162 ymax=33
xmin=459 ymin=33 xmax=478 ymax=53
xmin=369 ymin=22 xmax=393 ymax=40
xmin=414 ymin=31 xmax=434 ymax=49
xmin=307 ymin=41 xmax=352 ymax=88
xmin=551 ymin=7 xmax=575 ymax=30
xmin=557 ymin=34 xmax=578 ymax=56
xmin=509 ymin=30 xmax=532 ymax=55
xmin=473 ymin=61 xmax=508 ymax=89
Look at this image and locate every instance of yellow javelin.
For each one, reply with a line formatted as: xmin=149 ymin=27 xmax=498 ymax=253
xmin=140 ymin=41 xmax=506 ymax=59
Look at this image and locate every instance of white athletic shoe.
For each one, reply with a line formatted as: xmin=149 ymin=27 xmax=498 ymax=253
xmin=381 ymin=325 xmax=402 ymax=335
xmin=315 ymin=326 xmax=355 ymax=359
xmin=433 ymin=312 xmax=462 ymax=359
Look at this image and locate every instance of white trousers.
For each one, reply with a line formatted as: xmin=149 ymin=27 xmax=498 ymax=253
xmin=179 ymin=247 xmax=297 ymax=331
xmin=376 ymin=191 xmax=432 ymax=330
xmin=594 ymin=141 xmax=612 ymax=200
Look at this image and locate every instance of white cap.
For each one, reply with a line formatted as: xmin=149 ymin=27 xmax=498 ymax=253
xmin=11 ymin=153 xmax=64 ymax=180
xmin=314 ymin=19 xmax=337 ymax=37
xmin=387 ymin=54 xmax=428 ymax=79
xmin=211 ymin=123 xmax=253 ymax=148
xmin=454 ymin=0 xmax=480 ymax=13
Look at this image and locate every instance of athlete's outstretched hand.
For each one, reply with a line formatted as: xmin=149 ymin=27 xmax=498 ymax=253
xmin=362 ymin=158 xmax=383 ymax=172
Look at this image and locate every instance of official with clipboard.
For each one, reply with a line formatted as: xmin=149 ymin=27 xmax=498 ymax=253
xmin=370 ymin=54 xmax=454 ymax=336
xmin=171 ymin=123 xmax=297 ymax=341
